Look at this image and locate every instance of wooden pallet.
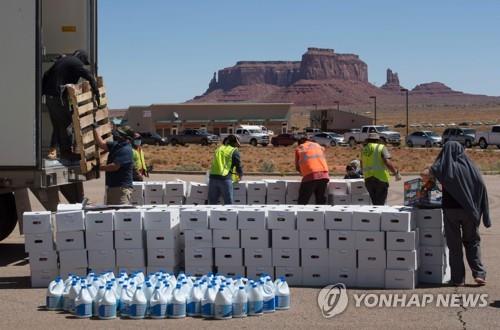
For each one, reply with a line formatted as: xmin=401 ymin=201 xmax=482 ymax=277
xmin=67 ymin=77 xmax=113 ymax=176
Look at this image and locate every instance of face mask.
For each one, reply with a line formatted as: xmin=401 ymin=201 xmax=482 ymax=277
xmin=133 ymin=139 xmax=142 ymax=146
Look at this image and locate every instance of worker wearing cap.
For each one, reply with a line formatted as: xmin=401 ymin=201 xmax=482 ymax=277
xmin=42 ymin=49 xmax=100 ymax=161
xmin=361 ymin=133 xmax=401 ymax=205
xmin=92 ymin=125 xmax=134 ymax=205
xmin=132 ymin=133 xmax=149 ymax=181
xmin=208 ymin=135 xmax=243 ymax=204
xmin=295 ymin=137 xmax=329 ymax=204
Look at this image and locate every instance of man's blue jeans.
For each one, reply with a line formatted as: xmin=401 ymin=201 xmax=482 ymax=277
xmin=208 ymin=178 xmax=233 ymax=205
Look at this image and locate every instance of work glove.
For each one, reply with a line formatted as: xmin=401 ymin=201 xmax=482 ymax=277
xmin=394 ymin=170 xmax=402 ymax=181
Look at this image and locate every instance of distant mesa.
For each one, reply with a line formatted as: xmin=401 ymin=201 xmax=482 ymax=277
xmin=411 ymin=82 xmax=464 ymax=96
xmin=381 ymin=68 xmax=403 ymax=91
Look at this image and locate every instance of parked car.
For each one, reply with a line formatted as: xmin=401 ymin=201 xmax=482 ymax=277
xmin=311 ymin=132 xmax=345 ymax=147
xmin=139 ymin=132 xmax=167 ymax=146
xmin=344 ymin=125 xmax=401 ymax=146
xmin=406 ymin=131 xmax=442 ymax=148
xmin=442 ymin=127 xmax=476 ymax=148
xmin=167 ymin=129 xmax=219 ymax=146
xmin=304 ymin=127 xmax=321 ymax=137
xmin=271 ymin=133 xmax=297 ymax=146
xmin=395 ymin=123 xmax=406 ymax=128
xmin=220 ymin=125 xmax=269 ymax=146
xmin=475 ymin=125 xmax=500 ymax=149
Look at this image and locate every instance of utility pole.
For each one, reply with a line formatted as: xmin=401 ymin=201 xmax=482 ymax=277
xmin=400 ymin=88 xmax=409 ymax=137
xmin=369 ymin=96 xmax=377 ymax=125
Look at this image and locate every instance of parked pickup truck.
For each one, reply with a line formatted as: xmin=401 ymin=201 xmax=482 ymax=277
xmin=220 ymin=126 xmax=270 ymax=146
xmin=167 ymin=129 xmax=220 ymax=146
xmin=344 ymin=125 xmax=401 ymax=146
xmin=475 ymin=125 xmax=500 ymax=149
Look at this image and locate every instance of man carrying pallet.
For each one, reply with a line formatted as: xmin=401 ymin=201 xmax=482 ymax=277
xmin=42 ymin=49 xmax=100 ymax=161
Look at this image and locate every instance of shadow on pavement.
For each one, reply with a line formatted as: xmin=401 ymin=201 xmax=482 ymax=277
xmin=0 ymin=243 xmax=28 ymax=267
xmin=0 ymin=275 xmax=31 ymax=289
xmin=490 ymin=300 xmax=500 ymax=308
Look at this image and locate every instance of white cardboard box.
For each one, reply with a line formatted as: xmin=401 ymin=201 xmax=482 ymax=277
xmin=185 ymin=265 xmax=214 ymax=277
xmin=147 ymin=266 xmax=177 ymax=275
xmin=418 ymin=264 xmax=451 ymax=284
xmin=328 ymin=180 xmax=349 ymax=196
xmin=386 ymin=231 xmax=418 ymax=251
xmin=59 ymin=249 xmax=88 ymax=268
xmin=114 ymin=230 xmax=144 ymax=249
xmin=416 ymin=209 xmax=444 ymax=229
xmin=215 ymin=248 xmax=243 ymax=266
xmin=420 ymin=246 xmax=449 ymax=266
xmin=350 ymin=194 xmax=371 ymax=205
xmin=241 ymin=229 xmax=269 ymax=248
xmin=272 ymin=230 xmax=299 ymax=249
xmin=143 ymin=209 xmax=179 ymax=230
xmin=233 ymin=195 xmax=248 ymax=205
xmin=29 ymin=250 xmax=58 ymax=270
xmin=329 ymin=267 xmax=357 ymax=288
xmin=356 ymin=267 xmax=385 ymax=288
xmin=116 ymin=248 xmax=145 ymax=267
xmin=183 ymin=229 xmax=212 ymax=247
xmin=244 ymin=248 xmax=272 ymax=266
xmin=212 ymin=230 xmax=240 ymax=248
xmin=85 ymin=210 xmax=114 ymax=232
xmin=164 ymin=196 xmax=185 ymax=205
xmin=146 ymin=230 xmax=177 ymax=249
xmin=357 ymin=249 xmax=386 ymax=269
xmin=352 ymin=211 xmax=381 ymax=231
xmin=325 ymin=210 xmax=353 ymax=230
xmin=147 ymin=248 xmax=178 ymax=266
xmin=329 ymin=230 xmax=356 ymax=250
xmin=333 ymin=195 xmax=351 ymax=205
xmin=59 ymin=266 xmax=88 ymax=279
xmin=188 ymin=182 xmax=208 ymax=199
xmin=24 ymin=232 xmax=54 ymax=253
xmin=385 ymin=269 xmax=416 ymax=289
xmin=329 ymin=249 xmax=357 ymax=269
xmin=180 ymin=209 xmax=209 ymax=230
xmin=217 ymin=266 xmax=246 ymax=278
xmin=247 ymin=196 xmax=266 ymax=205
xmin=185 ymin=247 xmax=213 ymax=266
xmin=348 ymin=179 xmax=368 ymax=195
xmin=246 ymin=266 xmax=273 ymax=280
xmin=88 ymin=249 xmax=115 ymax=268
xmin=85 ymin=231 xmax=114 ymax=250
xmin=56 ymin=231 xmax=85 ymax=251
xmin=265 ymin=180 xmax=287 ymax=197
xmin=185 ymin=197 xmax=207 ymax=206
xmin=55 ymin=211 xmax=85 ymax=232
xmin=144 ymin=181 xmax=165 ymax=196
xmin=419 ymin=228 xmax=446 ymax=247
xmin=238 ymin=209 xmax=267 ymax=230
xmin=164 ymin=181 xmax=186 ymax=197
xmin=381 ymin=211 xmax=414 ymax=232
xmin=355 ymin=231 xmax=385 ymax=250
xmin=299 ymin=230 xmax=328 ymax=249
xmin=23 ymin=211 xmax=52 ymax=234
xmin=266 ymin=195 xmax=286 ymax=205
xmin=275 ymin=266 xmax=303 ymax=286
xmin=267 ymin=210 xmax=296 ymax=230
xmin=301 ymin=248 xmax=329 ymax=268
xmin=302 ymin=266 xmax=330 ymax=287
xmin=209 ymin=209 xmax=238 ymax=230
xmin=30 ymin=268 xmax=59 ymax=288
xmin=117 ymin=267 xmax=146 ymax=274
xmin=246 ymin=182 xmax=267 ymax=197
xmin=386 ymin=250 xmax=418 ymax=270
xmin=297 ymin=210 xmax=325 ymax=230
xmin=114 ymin=209 xmax=143 ymax=231
xmin=232 ymin=182 xmax=247 ymax=197
xmin=272 ymin=248 xmax=300 ymax=267
xmin=144 ymin=196 xmax=164 ymax=205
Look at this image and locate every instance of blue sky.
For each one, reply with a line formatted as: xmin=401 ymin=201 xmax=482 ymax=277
xmin=98 ymin=0 xmax=500 ymax=108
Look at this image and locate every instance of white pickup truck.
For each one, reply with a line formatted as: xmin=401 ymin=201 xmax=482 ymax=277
xmin=220 ymin=125 xmax=270 ymax=146
xmin=344 ymin=125 xmax=401 ymax=146
xmin=475 ymin=125 xmax=500 ymax=149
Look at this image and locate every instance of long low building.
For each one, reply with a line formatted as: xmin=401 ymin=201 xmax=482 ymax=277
xmin=310 ymin=108 xmax=373 ymax=132
xmin=124 ymin=103 xmax=293 ymax=136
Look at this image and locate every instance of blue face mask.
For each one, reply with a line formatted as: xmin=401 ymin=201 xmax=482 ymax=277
xmin=133 ymin=139 xmax=141 ymax=146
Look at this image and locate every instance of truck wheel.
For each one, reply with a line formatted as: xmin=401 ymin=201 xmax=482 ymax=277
xmin=425 ymin=141 xmax=432 ymax=148
xmin=330 ymin=140 xmax=337 ymax=147
xmin=170 ymin=139 xmax=178 ymax=146
xmin=0 ymin=193 xmax=18 ymax=242
xmin=465 ymin=140 xmax=472 ymax=148
xmin=261 ymin=143 xmax=269 ymax=147
xmin=407 ymin=140 xmax=413 ymax=148
xmin=479 ymin=138 xmax=488 ymax=149
xmin=380 ymin=137 xmax=387 ymax=144
xmin=201 ymin=139 xmax=208 ymax=146
xmin=250 ymin=139 xmax=258 ymax=146
xmin=349 ymin=138 xmax=356 ymax=147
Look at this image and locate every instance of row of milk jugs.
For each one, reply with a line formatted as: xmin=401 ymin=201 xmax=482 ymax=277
xmin=46 ymin=271 xmax=290 ymax=319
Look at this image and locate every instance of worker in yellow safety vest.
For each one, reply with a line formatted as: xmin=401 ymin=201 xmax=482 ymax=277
xmin=361 ymin=133 xmax=401 ymax=205
xmin=295 ymin=137 xmax=330 ymax=204
xmin=132 ymin=133 xmax=149 ymax=181
xmin=208 ymin=135 xmax=243 ymax=204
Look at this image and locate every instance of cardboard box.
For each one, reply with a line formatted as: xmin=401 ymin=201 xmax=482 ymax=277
xmin=188 ymin=182 xmax=208 ymax=199
xmin=418 ymin=264 xmax=451 ymax=284
xmin=356 ymin=267 xmax=385 ymax=288
xmin=285 ymin=196 xmax=298 ymax=205
xmin=183 ymin=229 xmax=212 ymax=247
xmin=329 ymin=230 xmax=356 ymax=250
xmin=241 ymin=229 xmax=269 ymax=248
xmin=164 ymin=196 xmax=185 ymax=205
xmin=419 ymin=228 xmax=446 ymax=246
xmin=246 ymin=181 xmax=267 ymax=197
xmin=329 ymin=249 xmax=356 ymax=269
xmin=30 ymin=268 xmax=59 ymax=288
xmin=355 ymin=231 xmax=385 ymax=250
xmin=185 ymin=247 xmax=213 ymax=266
xmin=233 ymin=195 xmax=248 ymax=205
xmin=209 ymin=209 xmax=238 ymax=230
xmin=352 ymin=211 xmax=381 ymax=231
xmin=85 ymin=231 xmax=113 ymax=250
xmin=59 ymin=266 xmax=88 ymax=279
xmin=232 ymin=182 xmax=247 ymax=197
xmin=215 ymin=248 xmax=243 ymax=266
xmin=266 ymin=195 xmax=286 ymax=205
xmin=301 ymin=249 xmax=329 ymax=268
xmin=88 ymin=249 xmax=115 ymax=268
xmin=117 ymin=267 xmax=146 ymax=275
xmin=272 ymin=248 xmax=300 ymax=267
xmin=143 ymin=208 xmax=180 ymax=230
xmin=325 ymin=209 xmax=353 ymax=230
xmin=297 ymin=210 xmax=325 ymax=230
xmin=387 ymin=250 xmax=418 ymax=270
xmin=265 ymin=180 xmax=287 ymax=197
xmin=329 ymin=267 xmax=357 ymax=288
xmin=238 ymin=209 xmax=267 ymax=230
xmin=386 ymin=231 xmax=418 ymax=251
xmin=348 ymin=179 xmax=368 ymax=195
xmin=416 ymin=209 xmax=444 ymax=229
xmin=146 ymin=230 xmax=177 ymax=249
xmin=357 ymin=249 xmax=386 ymax=269
xmin=299 ymin=230 xmax=327 ymax=249
xmin=114 ymin=230 xmax=144 ymax=249
xmin=328 ymin=180 xmax=349 ymax=196
xmin=381 ymin=211 xmax=414 ymax=232
xmin=114 ymin=209 xmax=143 ymax=231
xmin=275 ymin=267 xmax=302 ymax=286
xmin=350 ymin=194 xmax=371 ymax=205
xmin=29 ymin=250 xmax=58 ymax=270
xmin=247 ymin=196 xmax=266 ymax=205
xmin=22 ymin=211 xmax=52 ymax=234
xmin=302 ymin=266 xmax=330 ymax=287
xmin=385 ymin=269 xmax=416 ymax=289
xmin=56 ymin=231 xmax=85 ymax=251
xmin=272 ymin=230 xmax=299 ymax=249
xmin=59 ymin=249 xmax=88 ymax=268
xmin=185 ymin=196 xmax=207 ymax=205
xmin=217 ymin=266 xmax=246 ymax=278
xmin=212 ymin=230 xmax=240 ymax=248
xmin=267 ymin=210 xmax=296 ymax=230
xmin=24 ymin=232 xmax=54 ymax=253
xmin=85 ymin=210 xmax=114 ymax=232
xmin=164 ymin=180 xmax=186 ymax=197
xmin=147 ymin=266 xmax=177 ymax=275
xmin=246 ymin=266 xmax=273 ymax=280
xmin=420 ymin=246 xmax=449 ymax=266
xmin=55 ymin=211 xmax=85 ymax=232
xmin=180 ymin=209 xmax=209 ymax=230
xmin=244 ymin=248 xmax=272 ymax=266
xmin=147 ymin=248 xmax=179 ymax=266
xmin=115 ymin=248 xmax=145 ymax=267
xmin=185 ymin=265 xmax=214 ymax=277
xmin=144 ymin=181 xmax=164 ymax=197
xmin=144 ymin=196 xmax=163 ymax=205
xmin=333 ymin=195 xmax=350 ymax=205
